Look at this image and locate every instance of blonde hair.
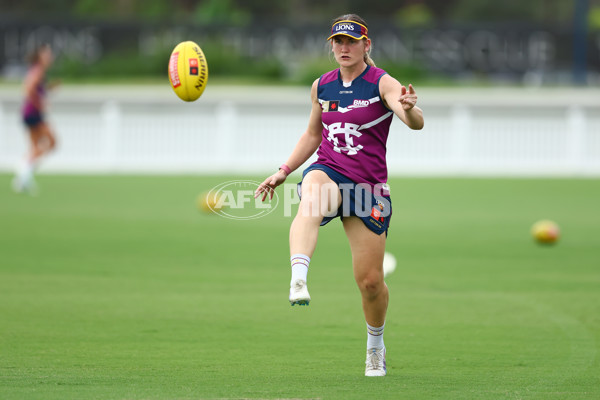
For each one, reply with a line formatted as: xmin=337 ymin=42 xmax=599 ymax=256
xmin=331 ymin=14 xmax=376 ymax=67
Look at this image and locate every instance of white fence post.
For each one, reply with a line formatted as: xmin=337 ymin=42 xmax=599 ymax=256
xmin=566 ymin=106 xmax=586 ymax=174
xmin=216 ymin=101 xmax=237 ymax=169
xmin=451 ymin=105 xmax=471 ymax=173
xmin=101 ymin=101 xmax=120 ymax=171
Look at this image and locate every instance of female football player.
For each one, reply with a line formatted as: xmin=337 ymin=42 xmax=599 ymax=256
xmin=13 ymin=43 xmax=57 ymax=194
xmin=255 ymin=14 xmax=424 ymax=376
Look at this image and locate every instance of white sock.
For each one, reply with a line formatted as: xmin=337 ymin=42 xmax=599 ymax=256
xmin=367 ymin=322 xmax=385 ymax=349
xmin=18 ymin=159 xmax=35 ymax=186
xmin=24 ymin=162 xmax=35 ymax=183
xmin=290 ymin=254 xmax=310 ymax=284
xmin=15 ymin=160 xmax=27 ymax=185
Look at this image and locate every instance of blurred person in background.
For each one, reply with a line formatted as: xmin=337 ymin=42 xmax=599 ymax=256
xmin=12 ymin=43 xmax=58 ymax=194
xmin=255 ymin=13 xmax=424 ymax=377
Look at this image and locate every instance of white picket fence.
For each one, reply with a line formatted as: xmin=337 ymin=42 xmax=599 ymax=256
xmin=0 ymin=85 xmax=599 ymax=176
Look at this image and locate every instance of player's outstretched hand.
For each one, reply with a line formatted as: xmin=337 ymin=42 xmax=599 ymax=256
xmin=399 ymin=84 xmax=418 ymax=111
xmin=254 ymin=170 xmax=287 ymax=201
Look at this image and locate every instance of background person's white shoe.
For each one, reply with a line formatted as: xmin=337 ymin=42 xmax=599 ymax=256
xmin=12 ymin=175 xmax=38 ymax=196
xmin=289 ymin=279 xmax=310 ymax=306
xmin=11 ymin=177 xmax=25 ymax=193
xmin=365 ymin=347 xmax=387 ymax=376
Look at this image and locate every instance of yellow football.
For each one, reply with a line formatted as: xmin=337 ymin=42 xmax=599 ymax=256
xmin=168 ymin=41 xmax=209 ymax=102
xmin=197 ymin=192 xmax=223 ymax=214
xmin=531 ymin=220 xmax=560 ymax=244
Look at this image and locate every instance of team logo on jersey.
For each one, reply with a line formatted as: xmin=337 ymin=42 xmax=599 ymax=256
xmin=326 ymin=122 xmax=364 ymax=156
xmin=322 ymin=100 xmax=340 ymax=112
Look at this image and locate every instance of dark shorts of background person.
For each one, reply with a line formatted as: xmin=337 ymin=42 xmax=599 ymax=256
xmin=23 ymin=113 xmax=44 ymax=128
xmin=298 ymin=163 xmax=392 ymax=236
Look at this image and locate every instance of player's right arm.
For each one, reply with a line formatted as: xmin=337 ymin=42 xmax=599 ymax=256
xmin=282 ymin=79 xmax=323 ymax=172
xmin=255 ymin=79 xmax=323 ymax=200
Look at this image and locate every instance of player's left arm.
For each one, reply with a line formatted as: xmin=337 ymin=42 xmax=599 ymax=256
xmin=379 ymin=74 xmax=424 ymax=130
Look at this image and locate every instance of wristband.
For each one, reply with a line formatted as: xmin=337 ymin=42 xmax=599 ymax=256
xmin=279 ymin=164 xmax=292 ymax=176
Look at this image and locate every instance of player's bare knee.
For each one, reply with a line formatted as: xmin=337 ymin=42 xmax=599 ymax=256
xmin=356 ymin=272 xmax=385 ymax=297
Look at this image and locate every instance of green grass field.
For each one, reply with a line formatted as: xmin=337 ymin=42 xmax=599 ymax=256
xmin=1 ymin=174 xmax=599 ymax=400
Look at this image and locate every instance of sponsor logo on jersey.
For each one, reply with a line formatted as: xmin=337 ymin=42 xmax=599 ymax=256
xmin=322 ymin=100 xmax=340 ymax=112
xmin=353 ymin=99 xmax=370 ymax=108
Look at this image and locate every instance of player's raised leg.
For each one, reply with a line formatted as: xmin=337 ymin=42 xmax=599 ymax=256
xmin=289 ymin=170 xmax=341 ymax=305
xmin=343 ymin=216 xmax=388 ymax=376
xmin=14 ymin=122 xmax=54 ymax=194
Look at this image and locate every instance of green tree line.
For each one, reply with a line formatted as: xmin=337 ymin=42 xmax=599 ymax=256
xmin=0 ymin=0 xmax=596 ymax=26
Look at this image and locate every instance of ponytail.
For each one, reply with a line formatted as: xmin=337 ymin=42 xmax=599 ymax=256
xmin=364 ymin=47 xmax=376 ymax=67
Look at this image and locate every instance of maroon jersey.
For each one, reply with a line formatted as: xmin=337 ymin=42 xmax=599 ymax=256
xmin=315 ymin=66 xmax=393 ymax=195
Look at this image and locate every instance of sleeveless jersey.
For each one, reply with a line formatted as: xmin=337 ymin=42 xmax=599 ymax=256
xmin=22 ymin=65 xmax=46 ymax=118
xmin=315 ymin=66 xmax=393 ymax=195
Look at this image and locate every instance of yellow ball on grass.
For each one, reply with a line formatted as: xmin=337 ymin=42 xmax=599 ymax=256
xmin=197 ymin=192 xmax=223 ymax=214
xmin=531 ymin=220 xmax=560 ymax=244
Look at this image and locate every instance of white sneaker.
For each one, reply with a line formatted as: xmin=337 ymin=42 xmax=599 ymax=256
xmin=289 ymin=279 xmax=310 ymax=306
xmin=365 ymin=347 xmax=387 ymax=376
xmin=12 ymin=175 xmax=38 ymax=196
xmin=11 ymin=176 xmax=24 ymax=193
xmin=25 ymin=178 xmax=39 ymax=196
